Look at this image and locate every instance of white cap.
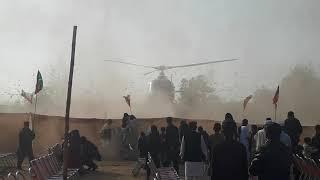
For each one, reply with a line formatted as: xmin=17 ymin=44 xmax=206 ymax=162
xmin=265 ymin=118 xmax=273 ymax=125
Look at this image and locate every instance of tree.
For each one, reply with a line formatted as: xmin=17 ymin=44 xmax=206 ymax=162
xmin=176 ymin=75 xmax=218 ymax=118
xmin=178 ymin=75 xmax=214 ymax=106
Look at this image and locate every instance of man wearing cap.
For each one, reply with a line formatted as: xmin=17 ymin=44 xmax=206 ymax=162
xmin=17 ymin=121 xmax=35 ymax=170
xmin=239 ymin=119 xmax=250 ymax=161
xmin=211 ymin=113 xmax=248 ymax=180
xmin=256 ymin=118 xmax=273 ymax=151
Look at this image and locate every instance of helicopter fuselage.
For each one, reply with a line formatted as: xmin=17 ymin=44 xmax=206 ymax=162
xmin=149 ymin=71 xmax=175 ymax=102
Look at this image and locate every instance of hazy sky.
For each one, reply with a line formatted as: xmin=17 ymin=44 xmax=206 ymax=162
xmin=1 ymin=0 xmax=320 ymax=103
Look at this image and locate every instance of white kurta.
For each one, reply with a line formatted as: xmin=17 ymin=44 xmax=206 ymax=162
xmin=240 ymin=125 xmax=249 ymax=159
xmin=256 ymin=129 xmax=267 ymax=151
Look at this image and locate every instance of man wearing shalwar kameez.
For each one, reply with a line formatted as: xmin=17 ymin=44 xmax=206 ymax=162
xmin=180 ymin=121 xmax=208 ymax=180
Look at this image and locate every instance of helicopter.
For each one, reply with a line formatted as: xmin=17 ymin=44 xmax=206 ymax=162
xmin=104 ymin=59 xmax=238 ymax=102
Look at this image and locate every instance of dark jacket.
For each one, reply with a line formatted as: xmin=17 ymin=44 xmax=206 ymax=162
xmin=179 ymin=123 xmax=190 ymax=142
xmin=208 ymin=133 xmax=224 ymax=160
xmin=81 ymin=139 xmax=101 ymax=161
xmin=165 ymin=125 xmax=180 ymax=150
xmin=147 ymin=132 xmax=162 ymax=156
xmin=249 ymin=141 xmax=292 ymax=180
xmin=183 ymin=131 xmax=203 ymax=162
xmin=312 ymin=134 xmax=320 ymax=150
xmin=200 ymin=131 xmax=209 ymax=147
xmin=68 ymin=130 xmax=82 ymax=168
xmin=138 ymin=136 xmax=147 ymax=157
xmin=284 ymin=118 xmax=302 ymax=145
xmin=160 ymin=132 xmax=166 ymax=152
xmin=211 ymin=140 xmax=248 ymax=180
xmin=18 ymin=127 xmax=35 ymax=152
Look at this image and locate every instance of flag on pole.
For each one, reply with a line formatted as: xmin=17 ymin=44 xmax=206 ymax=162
xmin=123 ymin=95 xmax=131 ymax=107
xmin=243 ymin=95 xmax=253 ymax=111
xmin=273 ymin=86 xmax=280 ymax=108
xmin=21 ymin=90 xmax=34 ymax=104
xmin=35 ymin=70 xmax=43 ymax=94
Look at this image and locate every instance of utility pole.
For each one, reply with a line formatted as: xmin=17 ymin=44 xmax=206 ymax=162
xmin=63 ymin=26 xmax=77 ymax=180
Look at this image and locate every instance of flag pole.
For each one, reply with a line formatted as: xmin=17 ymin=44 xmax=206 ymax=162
xmin=63 ymin=26 xmax=77 ymax=180
xmin=274 ymin=105 xmax=277 ymax=122
xmin=242 ymin=110 xmax=245 ymax=120
xmin=273 ymin=86 xmax=280 ymax=122
xmin=32 ymin=94 xmax=38 ymax=131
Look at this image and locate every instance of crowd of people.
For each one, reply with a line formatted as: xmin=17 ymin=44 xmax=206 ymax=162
xmin=137 ymin=111 xmax=320 ymax=180
xmin=16 ymin=122 xmax=101 ymax=173
xmin=15 ymin=111 xmax=320 ymax=179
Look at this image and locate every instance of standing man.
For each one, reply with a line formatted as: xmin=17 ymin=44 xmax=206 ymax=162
xmin=312 ymin=125 xmax=320 ymax=148
xmin=127 ymin=115 xmax=139 ymax=150
xmin=284 ymin=111 xmax=302 ymax=151
xmin=198 ymin=126 xmax=209 ymax=148
xmin=17 ymin=121 xmax=35 ymax=170
xmin=250 ymin=123 xmax=292 ymax=180
xmin=249 ymin=125 xmax=258 ymax=159
xmin=208 ymin=123 xmax=224 ymax=160
xmin=239 ymin=119 xmax=250 ymax=160
xmin=160 ymin=127 xmax=167 ymax=166
xmin=146 ymin=125 xmax=162 ymax=180
xmin=179 ymin=120 xmax=189 ymax=142
xmin=138 ymin=132 xmax=147 ymax=158
xmin=165 ymin=117 xmax=180 ymax=172
xmin=256 ymin=118 xmax=273 ymax=151
xmin=211 ymin=113 xmax=248 ymax=180
xmin=312 ymin=125 xmax=320 ymax=158
xmin=180 ymin=121 xmax=208 ymax=180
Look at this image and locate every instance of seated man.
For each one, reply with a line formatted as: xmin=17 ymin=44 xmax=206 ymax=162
xmin=80 ymin=136 xmax=102 ymax=171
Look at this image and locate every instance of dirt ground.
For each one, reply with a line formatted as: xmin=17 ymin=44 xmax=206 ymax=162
xmin=80 ymin=161 xmax=147 ymax=180
xmin=79 ymin=161 xmax=213 ymax=180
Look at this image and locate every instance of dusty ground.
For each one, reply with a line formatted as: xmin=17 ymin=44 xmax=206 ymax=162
xmin=79 ymin=161 xmax=213 ymax=180
xmin=1 ymin=161 xmax=145 ymax=180
xmin=80 ymin=161 xmax=147 ymax=180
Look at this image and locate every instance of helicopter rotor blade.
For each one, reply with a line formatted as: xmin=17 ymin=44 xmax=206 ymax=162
xmin=166 ymin=59 xmax=239 ymax=70
xmin=104 ymin=60 xmax=157 ymax=69
xmin=144 ymin=70 xmax=159 ymax=76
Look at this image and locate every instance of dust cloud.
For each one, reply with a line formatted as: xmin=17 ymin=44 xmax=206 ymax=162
xmin=175 ymin=65 xmax=320 ymax=126
xmin=0 ymin=0 xmax=320 ymax=126
xmin=3 ymin=64 xmax=320 ymax=126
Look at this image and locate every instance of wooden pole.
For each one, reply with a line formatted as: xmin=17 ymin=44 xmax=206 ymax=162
xmin=63 ymin=26 xmax=77 ymax=180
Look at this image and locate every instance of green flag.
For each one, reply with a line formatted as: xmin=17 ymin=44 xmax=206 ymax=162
xmin=35 ymin=70 xmax=43 ymax=94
